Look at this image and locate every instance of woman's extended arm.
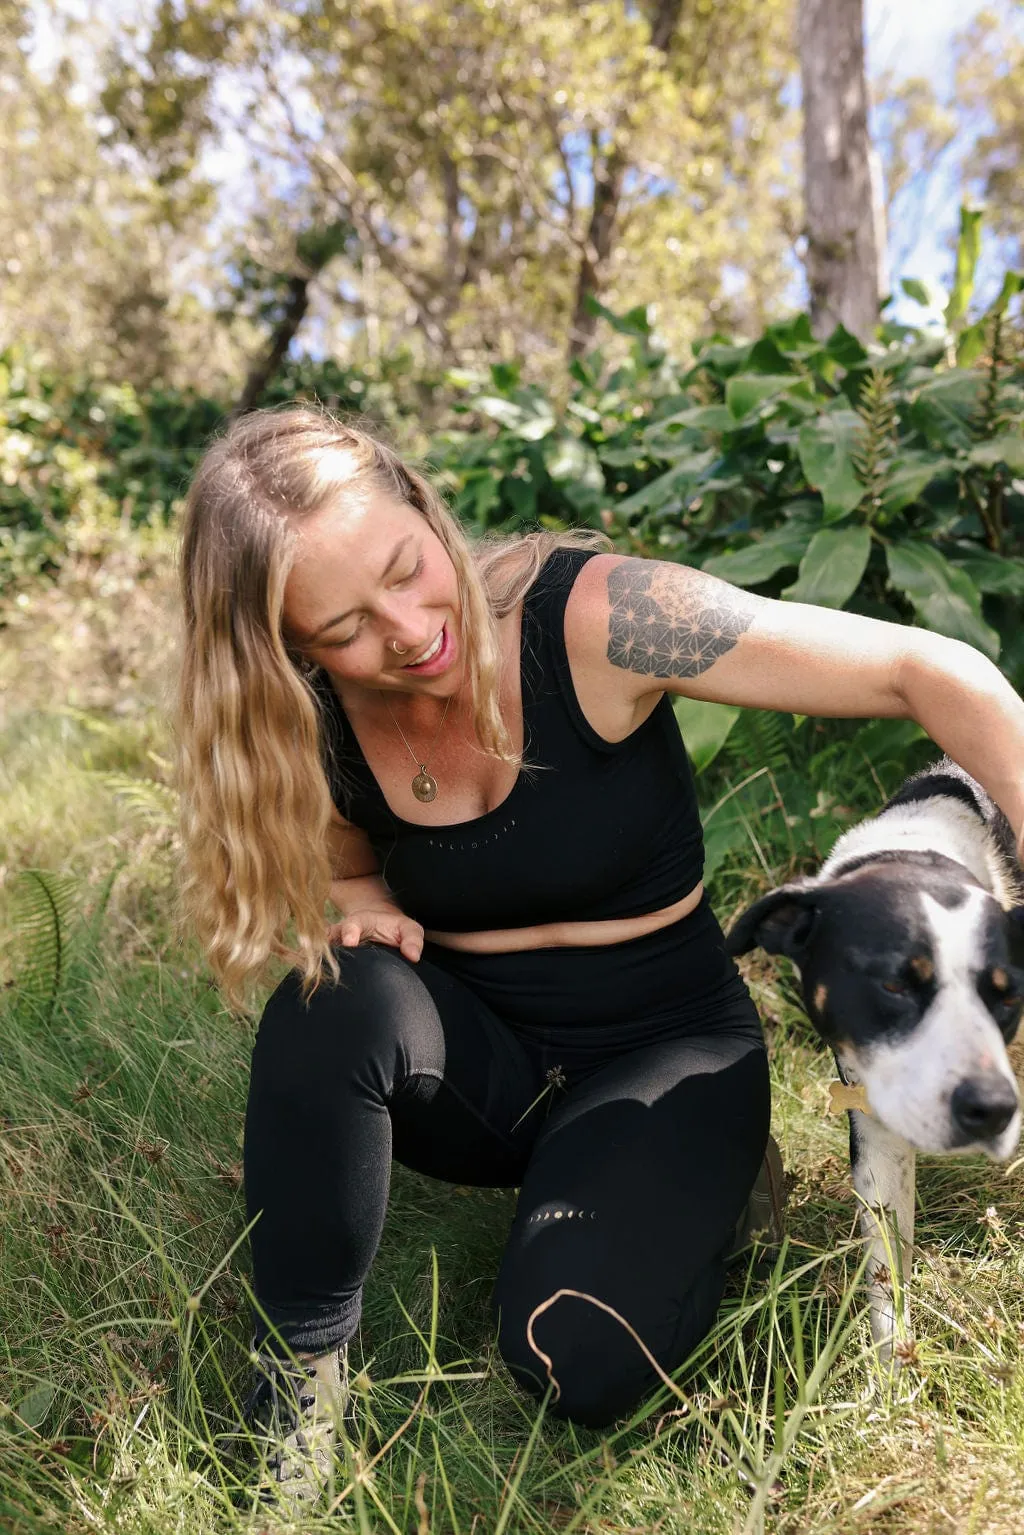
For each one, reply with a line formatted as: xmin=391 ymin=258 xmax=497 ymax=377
xmin=892 ymin=634 xmax=1024 ymax=855
xmin=564 ymin=553 xmax=1024 ymax=857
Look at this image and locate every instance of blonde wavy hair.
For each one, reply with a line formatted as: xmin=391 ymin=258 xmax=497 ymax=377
xmin=176 ymin=403 xmax=609 ymax=1008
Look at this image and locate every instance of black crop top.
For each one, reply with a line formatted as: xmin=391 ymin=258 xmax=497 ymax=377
xmin=315 ymin=547 xmax=705 ymax=932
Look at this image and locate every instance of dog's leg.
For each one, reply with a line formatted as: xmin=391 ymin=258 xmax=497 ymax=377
xmin=848 ymin=1109 xmax=915 ymax=1363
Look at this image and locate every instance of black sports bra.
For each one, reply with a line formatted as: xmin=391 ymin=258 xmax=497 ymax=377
xmin=315 ymin=547 xmax=705 ymax=932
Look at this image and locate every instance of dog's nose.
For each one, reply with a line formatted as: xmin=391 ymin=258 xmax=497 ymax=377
xmin=951 ymin=1074 xmax=1019 ymax=1140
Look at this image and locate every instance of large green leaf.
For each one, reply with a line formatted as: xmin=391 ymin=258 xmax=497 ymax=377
xmin=583 ymin=293 xmax=651 ymax=336
xmin=724 ymin=374 xmax=795 ymax=420
xmin=745 ymin=336 xmax=794 ymax=373
xmin=597 ymin=446 xmax=647 ymax=468
xmin=956 ymin=320 xmax=989 ymax=370
xmin=881 ymin=452 xmax=952 ymax=513
xmin=702 ymin=526 xmax=809 ymax=586
xmin=782 ymin=525 xmax=871 ymax=608
xmin=543 ymin=434 xmax=604 ymax=488
xmin=615 ymin=466 xmax=686 ymax=516
xmin=516 ymin=397 xmax=557 ymax=442
xmin=672 ymin=694 xmax=741 ymax=774
xmin=643 ymin=404 xmax=735 ymax=439
xmin=886 ymin=541 xmax=1000 ymax=659
xmin=470 ymin=391 xmax=555 ymax=441
xmin=824 ymin=325 xmax=869 ymax=368
xmin=457 ymin=469 xmax=501 ymax=524
xmin=691 ymin=340 xmax=751 ymax=376
xmin=701 ymin=815 xmax=753 ymax=880
xmin=503 ymin=474 xmax=536 ymax=519
xmin=901 ymin=277 xmax=936 ymax=306
xmin=906 ymin=372 xmax=983 ymax=451
xmin=967 ymin=435 xmax=1024 ymax=473
xmin=797 ymin=410 xmax=863 ymax=520
xmin=950 ymin=549 xmax=1024 ymax=596
xmin=848 ymin=718 xmax=928 ymax=776
xmin=766 ymin=312 xmax=817 ymax=352
xmin=471 ymin=394 xmax=524 ymax=428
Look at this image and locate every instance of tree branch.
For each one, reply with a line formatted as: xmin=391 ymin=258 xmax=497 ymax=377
xmin=567 ymin=0 xmax=685 ymax=359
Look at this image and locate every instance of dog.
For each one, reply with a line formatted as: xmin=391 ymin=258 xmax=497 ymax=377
xmin=726 ymin=758 xmax=1024 ymax=1360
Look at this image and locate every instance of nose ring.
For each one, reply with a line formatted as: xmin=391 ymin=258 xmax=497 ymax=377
xmin=390 ymin=640 xmax=408 ymax=656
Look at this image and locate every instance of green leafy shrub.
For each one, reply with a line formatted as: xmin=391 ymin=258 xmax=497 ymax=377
xmin=4 ymin=214 xmax=1022 ymax=698
xmin=431 ymin=274 xmax=1024 ymax=691
xmin=0 ymin=348 xmax=424 ymax=590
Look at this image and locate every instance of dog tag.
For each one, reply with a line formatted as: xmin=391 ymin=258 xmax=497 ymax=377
xmin=827 ymin=1080 xmax=874 ymax=1117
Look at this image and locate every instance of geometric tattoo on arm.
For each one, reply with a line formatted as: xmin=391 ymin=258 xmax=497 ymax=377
xmin=606 ymin=559 xmax=755 ymax=679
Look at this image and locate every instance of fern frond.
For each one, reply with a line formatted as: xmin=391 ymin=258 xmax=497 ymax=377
xmin=854 ymin=367 xmax=898 ymax=521
xmin=95 ymin=773 xmax=179 ymax=829
xmin=5 ymin=869 xmax=83 ymax=1022
xmin=724 ymin=710 xmax=792 ymax=776
xmin=975 ymin=310 xmax=1011 ymax=442
xmin=970 ymin=310 xmax=1017 ymax=552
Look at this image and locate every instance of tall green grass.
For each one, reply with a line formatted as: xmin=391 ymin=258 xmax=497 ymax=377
xmin=4 ymin=577 xmax=1024 ymax=1533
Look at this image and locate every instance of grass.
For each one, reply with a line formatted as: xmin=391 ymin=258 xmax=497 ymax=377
xmin=2 ymin=547 xmax=1024 ymax=1533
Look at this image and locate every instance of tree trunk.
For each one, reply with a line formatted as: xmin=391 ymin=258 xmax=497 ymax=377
xmin=567 ymin=0 xmax=684 ymax=360
xmin=234 ymin=274 xmax=311 ymax=417
xmin=567 ymin=145 xmax=629 ymax=361
xmin=798 ymin=0 xmax=881 ymax=341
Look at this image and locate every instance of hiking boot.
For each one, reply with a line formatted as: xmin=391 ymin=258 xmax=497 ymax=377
xmin=240 ymin=1339 xmax=351 ymax=1511
xmin=728 ymin=1133 xmax=786 ymax=1264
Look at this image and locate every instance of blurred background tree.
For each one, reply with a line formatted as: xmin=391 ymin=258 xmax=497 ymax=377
xmin=16 ymin=0 xmax=799 ymax=394
xmin=0 ymin=0 xmax=1021 ymax=404
xmin=0 ymin=0 xmax=240 ymax=389
xmin=799 ymin=0 xmax=886 ymax=340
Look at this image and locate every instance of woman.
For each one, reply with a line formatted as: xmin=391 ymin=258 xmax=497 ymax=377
xmin=177 ymin=405 xmax=1024 ymax=1506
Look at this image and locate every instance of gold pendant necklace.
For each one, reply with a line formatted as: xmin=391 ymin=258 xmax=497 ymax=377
xmin=381 ymin=693 xmax=453 ymax=803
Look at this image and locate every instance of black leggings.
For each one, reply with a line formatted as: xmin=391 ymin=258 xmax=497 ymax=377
xmin=243 ymin=897 xmax=770 ymax=1429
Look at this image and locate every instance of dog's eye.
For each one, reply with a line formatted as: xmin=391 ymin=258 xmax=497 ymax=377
xmin=880 ymin=980 xmax=907 ymax=995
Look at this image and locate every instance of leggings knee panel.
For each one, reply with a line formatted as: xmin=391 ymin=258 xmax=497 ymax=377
xmin=254 ymin=944 xmax=448 ymax=1089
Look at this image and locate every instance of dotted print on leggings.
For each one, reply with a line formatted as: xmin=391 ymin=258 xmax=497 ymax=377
xmin=527 ymin=1204 xmax=598 ymax=1225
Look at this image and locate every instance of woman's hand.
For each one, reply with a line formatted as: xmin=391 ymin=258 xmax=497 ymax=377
xmin=327 ymin=906 xmax=425 ymax=963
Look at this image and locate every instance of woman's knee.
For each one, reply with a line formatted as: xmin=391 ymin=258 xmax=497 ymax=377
xmin=495 ymin=1298 xmax=654 ymax=1428
xmin=495 ymin=1268 xmax=724 ymax=1430
xmin=252 ymin=942 xmax=443 ymax=1092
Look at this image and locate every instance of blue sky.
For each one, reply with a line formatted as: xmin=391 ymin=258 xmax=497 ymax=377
xmin=865 ymin=0 xmax=993 ymax=316
xmin=867 ymin=0 xmax=974 ymax=85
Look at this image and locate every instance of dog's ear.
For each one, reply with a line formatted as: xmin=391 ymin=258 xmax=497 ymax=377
xmin=726 ymin=883 xmax=820 ymax=962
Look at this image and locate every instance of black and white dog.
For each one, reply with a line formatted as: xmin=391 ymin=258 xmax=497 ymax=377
xmin=727 ymin=759 xmax=1024 ymax=1359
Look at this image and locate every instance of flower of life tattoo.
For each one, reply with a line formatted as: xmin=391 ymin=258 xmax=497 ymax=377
xmin=606 ymin=561 xmax=755 ymax=679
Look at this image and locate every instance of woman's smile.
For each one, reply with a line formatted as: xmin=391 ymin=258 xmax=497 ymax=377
xmin=397 ymin=621 xmax=456 ymax=677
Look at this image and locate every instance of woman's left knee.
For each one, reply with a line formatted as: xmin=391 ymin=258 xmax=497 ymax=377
xmin=496 ymin=1281 xmax=720 ymax=1430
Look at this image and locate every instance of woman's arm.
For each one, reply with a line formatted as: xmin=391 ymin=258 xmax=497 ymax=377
xmin=326 ymin=808 xmax=425 ymax=961
xmin=892 ymin=636 xmax=1024 ymax=858
xmin=565 ymin=553 xmax=1024 ymax=855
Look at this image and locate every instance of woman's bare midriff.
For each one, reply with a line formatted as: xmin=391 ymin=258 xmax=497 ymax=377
xmin=424 ymin=881 xmax=704 ymax=954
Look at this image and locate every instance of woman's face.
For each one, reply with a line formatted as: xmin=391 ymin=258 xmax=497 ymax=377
xmin=283 ymin=490 xmax=463 ymax=696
